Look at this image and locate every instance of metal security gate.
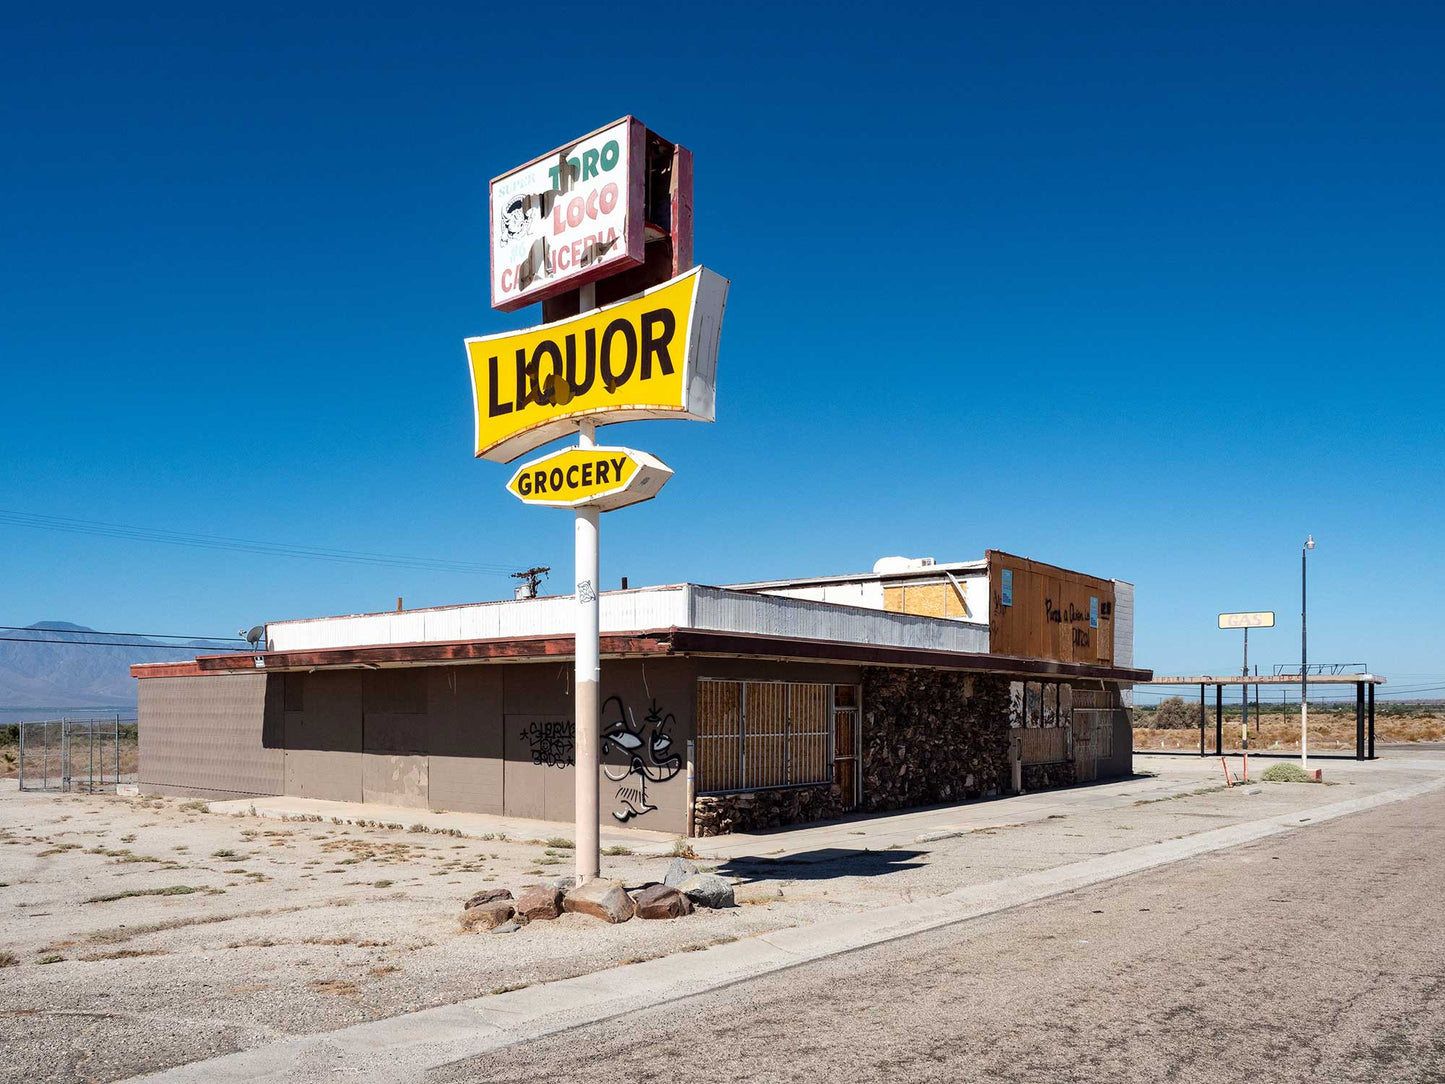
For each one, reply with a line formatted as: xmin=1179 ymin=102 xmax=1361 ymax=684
xmin=695 ymin=680 xmax=846 ymax=797
xmin=17 ymin=716 xmax=129 ymax=792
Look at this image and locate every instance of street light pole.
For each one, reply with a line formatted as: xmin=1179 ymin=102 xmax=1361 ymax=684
xmin=1301 ymin=534 xmax=1315 ymax=768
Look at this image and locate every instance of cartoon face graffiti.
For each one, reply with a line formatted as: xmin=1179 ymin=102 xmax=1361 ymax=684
xmin=600 ymin=696 xmax=682 ymax=823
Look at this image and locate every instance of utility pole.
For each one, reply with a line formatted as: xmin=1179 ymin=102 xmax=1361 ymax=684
xmin=1301 ymin=535 xmax=1315 ymax=768
xmin=511 ymin=566 xmax=550 ymax=600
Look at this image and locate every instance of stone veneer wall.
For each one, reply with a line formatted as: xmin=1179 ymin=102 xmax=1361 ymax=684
xmin=690 ymin=670 xmax=1022 ymax=836
xmin=1022 ymin=761 xmax=1076 ymax=790
xmin=860 ymin=669 xmax=1012 ymax=812
xmin=693 ymin=783 xmax=849 ymax=837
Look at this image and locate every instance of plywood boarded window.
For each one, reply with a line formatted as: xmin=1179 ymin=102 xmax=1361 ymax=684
xmin=695 ymin=680 xmax=845 ymax=794
xmin=1019 ymin=680 xmax=1074 ymax=764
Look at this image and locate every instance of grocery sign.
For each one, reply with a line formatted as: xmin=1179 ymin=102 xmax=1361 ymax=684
xmin=1218 ymin=611 xmax=1275 ymax=629
xmin=467 ymin=265 xmax=728 ymax=462
xmin=490 ymin=117 xmax=645 ymax=312
xmin=505 ymin=446 xmax=673 ymax=511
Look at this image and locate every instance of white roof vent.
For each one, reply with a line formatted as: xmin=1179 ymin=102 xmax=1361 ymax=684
xmin=872 ymin=556 xmax=937 ymax=574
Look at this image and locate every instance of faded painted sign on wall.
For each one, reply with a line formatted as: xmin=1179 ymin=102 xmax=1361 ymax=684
xmin=490 ymin=117 xmax=644 ymax=312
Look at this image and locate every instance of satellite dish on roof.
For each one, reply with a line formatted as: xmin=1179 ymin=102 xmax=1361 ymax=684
xmin=240 ymin=625 xmax=266 ymax=649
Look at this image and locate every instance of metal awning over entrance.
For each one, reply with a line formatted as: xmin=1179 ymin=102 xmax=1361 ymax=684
xmin=1140 ymin=674 xmax=1386 ymax=760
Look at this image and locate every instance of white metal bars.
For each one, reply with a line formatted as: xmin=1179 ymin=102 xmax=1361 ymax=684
xmin=695 ymin=680 xmax=840 ymax=794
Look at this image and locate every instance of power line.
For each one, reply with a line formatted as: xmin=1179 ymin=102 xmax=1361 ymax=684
xmin=0 ymin=625 xmax=243 ymax=642
xmin=0 ymin=636 xmax=241 ymax=651
xmin=0 ymin=509 xmax=522 ymax=576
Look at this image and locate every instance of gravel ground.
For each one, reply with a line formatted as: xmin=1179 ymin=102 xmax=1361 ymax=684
xmin=0 ymin=789 xmax=790 ymax=1082
xmin=0 ymin=758 xmax=1435 ymax=1081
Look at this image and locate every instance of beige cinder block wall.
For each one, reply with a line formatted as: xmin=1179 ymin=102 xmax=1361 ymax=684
xmin=138 ymin=672 xmax=284 ymax=801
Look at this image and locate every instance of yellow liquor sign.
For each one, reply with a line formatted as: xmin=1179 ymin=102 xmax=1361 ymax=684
xmin=467 ymin=266 xmax=728 ymax=463
xmin=505 ymin=446 xmax=673 ymax=511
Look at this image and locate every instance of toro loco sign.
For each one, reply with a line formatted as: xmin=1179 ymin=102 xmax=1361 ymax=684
xmin=505 ymin=446 xmax=672 ymax=511
xmin=490 ymin=117 xmax=645 ymax=312
xmin=467 ymin=265 xmax=727 ymax=462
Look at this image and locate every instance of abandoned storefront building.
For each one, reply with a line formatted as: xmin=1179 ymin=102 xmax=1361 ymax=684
xmin=132 ymin=550 xmax=1149 ymax=836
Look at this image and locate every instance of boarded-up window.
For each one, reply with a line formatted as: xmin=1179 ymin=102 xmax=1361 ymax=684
xmin=364 ymin=668 xmax=426 ymax=715
xmin=283 ymin=672 xmax=305 ymax=713
xmin=696 ymin=680 xmax=845 ymax=794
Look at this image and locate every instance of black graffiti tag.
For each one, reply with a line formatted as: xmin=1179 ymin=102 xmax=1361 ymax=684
xmin=521 ymin=720 xmax=574 ymax=768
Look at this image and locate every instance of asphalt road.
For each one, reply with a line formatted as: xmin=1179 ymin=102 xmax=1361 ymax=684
xmin=433 ymin=788 xmax=1445 ymax=1084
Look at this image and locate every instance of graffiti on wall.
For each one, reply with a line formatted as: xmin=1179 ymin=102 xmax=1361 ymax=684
xmin=520 ymin=719 xmax=575 ymax=768
xmin=601 ymin=696 xmax=682 ymax=822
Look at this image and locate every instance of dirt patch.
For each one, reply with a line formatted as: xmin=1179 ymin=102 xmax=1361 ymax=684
xmin=1134 ymin=711 xmax=1445 ymax=752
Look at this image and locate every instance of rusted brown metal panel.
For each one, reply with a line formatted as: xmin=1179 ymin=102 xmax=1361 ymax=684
xmin=670 ymin=629 xmax=1151 ymax=683
xmin=132 ymin=660 xmax=208 ymax=679
xmin=192 ymin=633 xmax=674 ymax=673
xmin=671 ymin=144 xmax=693 ymax=275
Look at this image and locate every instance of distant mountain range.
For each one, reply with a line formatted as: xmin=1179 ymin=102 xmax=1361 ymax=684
xmin=0 ymin=622 xmax=243 ymax=723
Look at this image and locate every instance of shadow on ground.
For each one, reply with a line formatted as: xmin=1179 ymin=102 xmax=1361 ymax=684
xmin=717 ymin=847 xmax=929 ymax=883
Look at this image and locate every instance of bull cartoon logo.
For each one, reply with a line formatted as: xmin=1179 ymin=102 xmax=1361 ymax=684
xmin=601 ymin=696 xmax=682 ymax=822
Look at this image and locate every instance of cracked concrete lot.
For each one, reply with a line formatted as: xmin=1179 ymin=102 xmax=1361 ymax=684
xmin=0 ymin=753 xmax=1436 ymax=1082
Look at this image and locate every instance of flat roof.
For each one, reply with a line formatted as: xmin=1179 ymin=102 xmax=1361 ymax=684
xmin=133 ymin=627 xmax=1152 ymax=685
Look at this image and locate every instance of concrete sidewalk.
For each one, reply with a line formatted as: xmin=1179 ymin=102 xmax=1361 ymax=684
xmin=208 ymin=768 xmax=1211 ymax=863
xmin=682 ymin=769 xmax=1193 ymax=861
xmin=207 ymin=750 xmax=1438 ymax=864
xmin=206 ymin=794 xmax=676 ymax=846
xmin=677 ymin=749 xmax=1440 ymax=862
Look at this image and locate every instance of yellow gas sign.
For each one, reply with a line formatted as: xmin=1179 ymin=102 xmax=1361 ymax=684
xmin=467 ymin=266 xmax=728 ymax=463
xmin=505 ymin=446 xmax=673 ymax=510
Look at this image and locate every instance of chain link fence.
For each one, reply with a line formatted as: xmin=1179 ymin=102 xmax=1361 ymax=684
xmin=13 ymin=717 xmax=137 ymax=792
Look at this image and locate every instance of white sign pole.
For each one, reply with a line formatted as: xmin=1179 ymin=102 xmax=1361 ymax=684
xmin=574 ymin=418 xmax=601 ymax=884
xmin=574 ymin=283 xmax=601 ymax=886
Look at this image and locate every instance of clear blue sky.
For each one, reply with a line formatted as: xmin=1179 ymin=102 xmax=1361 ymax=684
xmin=3 ymin=2 xmax=1441 ymax=689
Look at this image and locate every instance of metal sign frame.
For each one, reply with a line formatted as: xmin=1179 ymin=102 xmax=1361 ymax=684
xmin=505 ymin=445 xmax=673 ymax=511
xmin=1218 ymin=611 xmax=1275 ymax=629
xmin=467 ymin=265 xmax=727 ymax=463
xmin=489 ymin=117 xmax=647 ymax=312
